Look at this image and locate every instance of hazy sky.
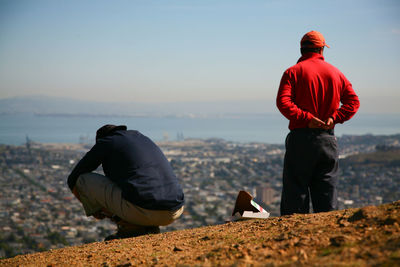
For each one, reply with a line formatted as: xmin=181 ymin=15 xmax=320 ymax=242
xmin=0 ymin=0 xmax=399 ymax=112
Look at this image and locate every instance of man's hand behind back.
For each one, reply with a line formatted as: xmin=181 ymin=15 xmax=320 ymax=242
xmin=308 ymin=117 xmax=334 ymax=129
xmin=308 ymin=117 xmax=326 ymax=128
xmin=324 ymin=117 xmax=334 ymax=129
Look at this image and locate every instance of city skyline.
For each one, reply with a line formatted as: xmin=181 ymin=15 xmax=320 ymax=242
xmin=1 ymin=134 xmax=399 ymax=257
xmin=0 ymin=0 xmax=399 ymax=113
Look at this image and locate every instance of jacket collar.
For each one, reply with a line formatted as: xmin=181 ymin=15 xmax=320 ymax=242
xmin=297 ymin=52 xmax=324 ymax=63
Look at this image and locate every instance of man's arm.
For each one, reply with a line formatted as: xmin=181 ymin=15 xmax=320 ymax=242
xmin=276 ymin=70 xmax=315 ymax=124
xmin=67 ymin=140 xmax=110 ymax=191
xmin=331 ymin=80 xmax=360 ymax=124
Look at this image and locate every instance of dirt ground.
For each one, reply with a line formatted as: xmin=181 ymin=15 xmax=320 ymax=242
xmin=1 ymin=201 xmax=400 ymax=266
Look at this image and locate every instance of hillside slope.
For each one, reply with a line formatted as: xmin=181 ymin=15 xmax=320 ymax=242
xmin=1 ymin=201 xmax=400 ymax=266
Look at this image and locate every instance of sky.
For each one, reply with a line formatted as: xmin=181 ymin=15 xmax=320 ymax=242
xmin=0 ymin=0 xmax=399 ymax=113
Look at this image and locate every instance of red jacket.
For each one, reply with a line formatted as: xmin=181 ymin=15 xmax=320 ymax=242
xmin=276 ymin=53 xmax=360 ymax=130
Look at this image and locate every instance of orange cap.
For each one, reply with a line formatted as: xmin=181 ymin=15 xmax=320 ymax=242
xmin=301 ymin=31 xmax=330 ymax=48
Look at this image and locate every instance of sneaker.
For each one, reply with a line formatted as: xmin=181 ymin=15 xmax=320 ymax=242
xmin=104 ymin=226 xmax=160 ymax=241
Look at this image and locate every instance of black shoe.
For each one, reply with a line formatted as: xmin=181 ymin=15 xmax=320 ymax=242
xmin=104 ymin=231 xmax=131 ymax=241
xmin=104 ymin=226 xmax=160 ymax=241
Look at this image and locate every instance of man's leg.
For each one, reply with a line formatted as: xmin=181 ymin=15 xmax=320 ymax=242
xmin=310 ymin=134 xmax=339 ymax=212
xmin=75 ymin=172 xmax=184 ymax=239
xmin=74 ymin=172 xmax=113 ymax=217
xmin=104 ymin=206 xmax=184 ymax=241
xmin=280 ymin=131 xmax=316 ymax=215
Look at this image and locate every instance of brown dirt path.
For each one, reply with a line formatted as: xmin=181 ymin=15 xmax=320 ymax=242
xmin=1 ymin=201 xmax=400 ymax=266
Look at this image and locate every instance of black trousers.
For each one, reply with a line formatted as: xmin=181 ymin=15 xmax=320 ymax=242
xmin=280 ymin=128 xmax=339 ymax=216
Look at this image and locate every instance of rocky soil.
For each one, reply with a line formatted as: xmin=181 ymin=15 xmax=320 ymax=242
xmin=1 ymin=201 xmax=400 ymax=266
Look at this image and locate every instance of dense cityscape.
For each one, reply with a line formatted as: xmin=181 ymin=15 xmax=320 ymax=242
xmin=1 ymin=134 xmax=400 ymax=258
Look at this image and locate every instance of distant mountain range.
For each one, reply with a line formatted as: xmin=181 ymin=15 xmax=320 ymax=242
xmin=0 ymin=96 xmax=276 ymax=117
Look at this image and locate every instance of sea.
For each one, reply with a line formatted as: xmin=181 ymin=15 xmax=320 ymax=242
xmin=0 ymin=113 xmax=399 ymax=145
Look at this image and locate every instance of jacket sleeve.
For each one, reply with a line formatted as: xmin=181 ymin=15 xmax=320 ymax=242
xmin=276 ymin=70 xmax=314 ymax=123
xmin=67 ymin=139 xmax=111 ymax=191
xmin=331 ymin=78 xmax=360 ymax=124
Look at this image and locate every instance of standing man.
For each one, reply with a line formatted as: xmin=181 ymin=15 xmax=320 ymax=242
xmin=276 ymin=31 xmax=360 ymax=215
xmin=68 ymin=125 xmax=185 ymax=240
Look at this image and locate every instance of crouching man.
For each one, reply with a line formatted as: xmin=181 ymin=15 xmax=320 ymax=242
xmin=67 ymin=124 xmax=185 ymax=241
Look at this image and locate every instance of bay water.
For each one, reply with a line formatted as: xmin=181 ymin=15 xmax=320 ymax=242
xmin=0 ymin=113 xmax=399 ymax=145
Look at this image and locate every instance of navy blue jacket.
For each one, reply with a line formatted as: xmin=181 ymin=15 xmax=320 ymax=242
xmin=67 ymin=130 xmax=184 ymax=211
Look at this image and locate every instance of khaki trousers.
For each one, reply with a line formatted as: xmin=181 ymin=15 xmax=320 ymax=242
xmin=75 ymin=172 xmax=184 ymax=226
